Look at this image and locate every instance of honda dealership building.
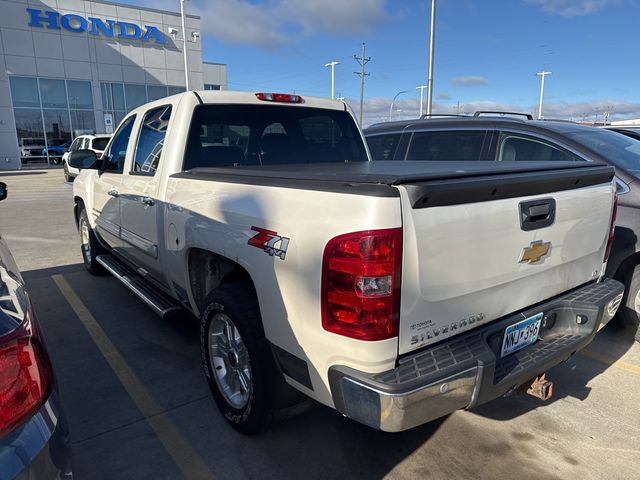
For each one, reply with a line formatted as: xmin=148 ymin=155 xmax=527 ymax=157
xmin=0 ymin=0 xmax=227 ymax=169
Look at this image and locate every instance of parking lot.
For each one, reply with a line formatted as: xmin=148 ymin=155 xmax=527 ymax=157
xmin=1 ymin=169 xmax=639 ymax=480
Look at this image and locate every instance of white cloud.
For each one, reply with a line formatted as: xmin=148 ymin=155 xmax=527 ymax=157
xmin=450 ymin=76 xmax=488 ymax=87
xmin=347 ymin=97 xmax=640 ymax=128
xmin=436 ymin=92 xmax=451 ymax=100
xmin=134 ymin=0 xmax=389 ymax=47
xmin=525 ymin=0 xmax=620 ymax=16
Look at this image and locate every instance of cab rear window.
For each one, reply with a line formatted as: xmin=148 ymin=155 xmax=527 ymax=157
xmin=183 ymin=105 xmax=367 ymax=170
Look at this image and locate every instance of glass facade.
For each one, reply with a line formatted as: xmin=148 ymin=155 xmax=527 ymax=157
xmin=100 ymin=82 xmax=184 ymax=129
xmin=9 ymin=76 xmax=94 ymax=165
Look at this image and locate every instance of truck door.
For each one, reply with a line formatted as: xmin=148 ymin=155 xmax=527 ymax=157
xmin=118 ymin=105 xmax=172 ymax=285
xmin=92 ymin=115 xmax=137 ymax=250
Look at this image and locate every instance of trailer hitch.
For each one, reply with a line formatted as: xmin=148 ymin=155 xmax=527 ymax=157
xmin=518 ymin=373 xmax=553 ymax=401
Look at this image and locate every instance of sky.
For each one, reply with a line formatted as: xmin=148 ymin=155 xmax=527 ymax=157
xmin=125 ymin=0 xmax=640 ymax=126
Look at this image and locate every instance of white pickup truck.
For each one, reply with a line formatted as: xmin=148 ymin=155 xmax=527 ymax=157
xmin=69 ymin=91 xmax=624 ymax=434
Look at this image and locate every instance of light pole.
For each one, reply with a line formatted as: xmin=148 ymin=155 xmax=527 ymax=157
xmin=324 ymin=61 xmax=340 ymax=99
xmin=389 ymin=90 xmax=408 ymax=121
xmin=426 ymin=0 xmax=437 ymax=116
xmin=416 ymin=85 xmax=428 ymax=117
xmin=536 ymin=70 xmax=552 ymax=119
xmin=180 ymin=0 xmax=189 ymax=90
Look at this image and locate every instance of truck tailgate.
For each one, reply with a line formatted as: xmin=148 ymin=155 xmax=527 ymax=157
xmin=397 ymin=165 xmax=615 ymax=355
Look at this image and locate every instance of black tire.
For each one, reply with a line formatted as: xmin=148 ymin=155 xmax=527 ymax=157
xmin=200 ymin=282 xmax=275 ymax=434
xmin=78 ymin=207 xmax=106 ymax=275
xmin=619 ymin=265 xmax=640 ymax=343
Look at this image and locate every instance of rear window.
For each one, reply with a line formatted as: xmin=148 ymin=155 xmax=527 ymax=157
xmin=406 ymin=130 xmax=485 ymax=161
xmin=92 ymin=137 xmax=110 ymax=151
xmin=183 ymin=105 xmax=367 ymax=170
xmin=567 ymin=128 xmax=640 ymax=178
xmin=366 ymin=133 xmax=401 ymax=160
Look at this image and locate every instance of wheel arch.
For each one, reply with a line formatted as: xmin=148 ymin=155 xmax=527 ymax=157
xmin=186 ymin=247 xmax=257 ymax=317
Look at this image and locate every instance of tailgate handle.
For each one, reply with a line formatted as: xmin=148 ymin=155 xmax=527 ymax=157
xmin=520 ymin=198 xmax=555 ymax=231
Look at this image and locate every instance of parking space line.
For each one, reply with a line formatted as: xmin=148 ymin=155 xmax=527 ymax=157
xmin=580 ymin=349 xmax=640 ymax=376
xmin=52 ymin=274 xmax=213 ymax=480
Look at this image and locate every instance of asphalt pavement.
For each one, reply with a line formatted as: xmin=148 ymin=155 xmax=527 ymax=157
xmin=1 ymin=169 xmax=638 ymax=480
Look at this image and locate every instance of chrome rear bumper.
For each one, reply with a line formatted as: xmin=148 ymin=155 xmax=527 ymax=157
xmin=328 ymin=278 xmax=624 ymax=432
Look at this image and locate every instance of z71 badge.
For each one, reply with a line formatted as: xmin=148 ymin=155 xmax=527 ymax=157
xmin=248 ymin=227 xmax=290 ymax=260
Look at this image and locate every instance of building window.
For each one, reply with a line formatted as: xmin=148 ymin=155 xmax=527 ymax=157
xmin=9 ymin=76 xmax=95 ymax=165
xmin=9 ymin=77 xmax=40 ymax=108
xmin=167 ymin=85 xmax=185 ymax=96
xmin=204 ymin=84 xmax=221 ymax=91
xmin=147 ymin=85 xmax=168 ymax=102
xmin=39 ymin=79 xmax=67 ymax=109
xmin=124 ymin=84 xmax=147 ymax=110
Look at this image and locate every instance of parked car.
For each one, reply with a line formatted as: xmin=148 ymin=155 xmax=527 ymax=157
xmin=0 ymin=182 xmax=72 ymax=478
xmin=364 ymin=114 xmax=640 ymax=342
xmin=68 ymin=91 xmax=622 ymax=433
xmin=41 ymin=139 xmax=72 ymax=164
xmin=19 ymin=137 xmax=46 ymax=159
xmin=603 ymin=125 xmax=640 ymax=141
xmin=62 ymin=134 xmax=111 ymax=182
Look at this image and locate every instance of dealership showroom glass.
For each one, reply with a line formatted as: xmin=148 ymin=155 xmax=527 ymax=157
xmin=0 ymin=0 xmax=227 ymax=168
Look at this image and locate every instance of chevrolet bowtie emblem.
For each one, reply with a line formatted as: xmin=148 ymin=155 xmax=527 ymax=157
xmin=519 ymin=240 xmax=551 ymax=264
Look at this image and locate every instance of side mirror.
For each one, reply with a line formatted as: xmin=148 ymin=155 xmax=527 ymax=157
xmin=0 ymin=182 xmax=6 ymax=201
xmin=68 ymin=149 xmax=99 ymax=170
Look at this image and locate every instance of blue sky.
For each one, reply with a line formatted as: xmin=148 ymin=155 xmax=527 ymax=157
xmin=127 ymin=0 xmax=640 ymax=125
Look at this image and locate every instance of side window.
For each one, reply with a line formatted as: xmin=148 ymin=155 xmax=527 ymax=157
xmin=366 ymin=133 xmax=401 ymax=160
xmin=498 ymin=134 xmax=583 ymax=162
xmin=81 ymin=137 xmax=90 ymax=149
xmin=104 ymin=115 xmax=136 ymax=173
xmin=407 ymin=130 xmax=486 ymax=161
xmin=132 ymin=105 xmax=172 ymax=175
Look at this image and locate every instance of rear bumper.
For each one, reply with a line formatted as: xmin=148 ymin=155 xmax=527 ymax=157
xmin=4 ymin=392 xmax=73 ymax=480
xmin=328 ymin=278 xmax=624 ymax=432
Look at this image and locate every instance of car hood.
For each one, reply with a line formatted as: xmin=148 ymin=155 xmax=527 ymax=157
xmin=0 ymin=234 xmax=27 ymax=336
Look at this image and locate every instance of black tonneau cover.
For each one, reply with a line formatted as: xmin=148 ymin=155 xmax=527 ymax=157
xmin=173 ymin=161 xmax=615 ymax=203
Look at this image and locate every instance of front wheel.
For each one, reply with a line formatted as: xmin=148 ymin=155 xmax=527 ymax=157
xmin=78 ymin=208 xmax=105 ymax=275
xmin=200 ymin=282 xmax=274 ymax=434
xmin=620 ymin=265 xmax=640 ymax=343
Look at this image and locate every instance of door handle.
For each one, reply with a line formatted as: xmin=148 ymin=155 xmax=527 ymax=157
xmin=107 ymin=189 xmax=119 ymax=198
xmin=520 ymin=198 xmax=555 ymax=231
xmin=142 ymin=197 xmax=155 ymax=207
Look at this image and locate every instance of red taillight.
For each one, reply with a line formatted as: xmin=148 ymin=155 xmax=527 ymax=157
xmin=0 ymin=337 xmax=51 ymax=437
xmin=255 ymin=92 xmax=303 ymax=103
xmin=604 ymin=195 xmax=618 ymax=263
xmin=322 ymin=228 xmax=402 ymax=341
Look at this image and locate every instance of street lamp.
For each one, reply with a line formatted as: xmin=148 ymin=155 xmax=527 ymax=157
xmin=536 ymin=71 xmax=552 ymax=119
xmin=416 ymin=85 xmax=428 ymax=117
xmin=389 ymin=90 xmax=409 ymax=121
xmin=168 ymin=0 xmax=200 ymax=91
xmin=324 ymin=61 xmax=340 ymax=99
xmin=426 ymin=0 xmax=437 ymax=116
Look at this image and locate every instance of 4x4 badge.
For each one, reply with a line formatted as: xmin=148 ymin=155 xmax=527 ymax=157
xmin=248 ymin=226 xmax=290 ymax=260
xmin=519 ymin=240 xmax=551 ymax=264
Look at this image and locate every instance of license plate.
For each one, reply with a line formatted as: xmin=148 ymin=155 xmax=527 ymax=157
xmin=500 ymin=312 xmax=543 ymax=358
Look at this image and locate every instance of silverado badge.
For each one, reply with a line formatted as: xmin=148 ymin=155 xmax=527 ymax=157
xmin=519 ymin=240 xmax=551 ymax=264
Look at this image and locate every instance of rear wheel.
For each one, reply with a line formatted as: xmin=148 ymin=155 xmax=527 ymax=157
xmin=620 ymin=265 xmax=640 ymax=343
xmin=78 ymin=208 xmax=105 ymax=275
xmin=200 ymin=282 xmax=275 ymax=434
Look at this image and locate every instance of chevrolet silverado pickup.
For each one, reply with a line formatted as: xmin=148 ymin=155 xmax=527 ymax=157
xmin=68 ymin=91 xmax=624 ymax=434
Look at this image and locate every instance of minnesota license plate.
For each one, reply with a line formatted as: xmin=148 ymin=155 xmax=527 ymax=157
xmin=500 ymin=312 xmax=543 ymax=358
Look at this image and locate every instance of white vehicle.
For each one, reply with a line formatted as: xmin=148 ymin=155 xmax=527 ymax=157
xmin=62 ymin=134 xmax=111 ymax=182
xmin=69 ymin=91 xmax=624 ymax=434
